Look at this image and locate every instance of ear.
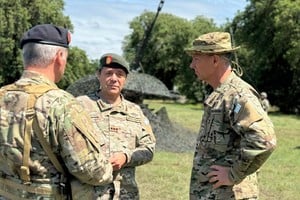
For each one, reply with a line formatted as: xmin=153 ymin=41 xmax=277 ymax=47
xmin=95 ymin=70 xmax=101 ymax=80
xmin=212 ymin=54 xmax=220 ymax=65
xmin=209 ymin=55 xmax=218 ymax=67
xmin=56 ymin=49 xmax=66 ymax=65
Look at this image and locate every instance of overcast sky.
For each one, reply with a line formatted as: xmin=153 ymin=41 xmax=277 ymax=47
xmin=64 ymin=0 xmax=248 ymax=59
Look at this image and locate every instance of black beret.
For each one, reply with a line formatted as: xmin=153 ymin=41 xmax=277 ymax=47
xmin=20 ymin=24 xmax=71 ymax=49
xmin=99 ymin=53 xmax=130 ymax=74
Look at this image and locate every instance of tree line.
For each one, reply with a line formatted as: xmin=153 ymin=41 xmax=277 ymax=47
xmin=0 ymin=0 xmax=299 ymax=114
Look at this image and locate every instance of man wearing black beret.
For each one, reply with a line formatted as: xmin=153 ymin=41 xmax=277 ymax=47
xmin=0 ymin=24 xmax=113 ymax=200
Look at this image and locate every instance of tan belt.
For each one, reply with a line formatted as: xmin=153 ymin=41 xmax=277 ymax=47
xmin=112 ymin=180 xmax=120 ymax=200
xmin=0 ymin=176 xmax=61 ymax=199
xmin=112 ymin=172 xmax=122 ymax=200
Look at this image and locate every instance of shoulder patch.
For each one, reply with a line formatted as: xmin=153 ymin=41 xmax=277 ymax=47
xmin=234 ymin=103 xmax=242 ymax=113
xmin=66 ymin=102 xmax=100 ymax=150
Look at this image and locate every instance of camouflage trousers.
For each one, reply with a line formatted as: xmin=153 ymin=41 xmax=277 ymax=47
xmin=94 ymin=185 xmax=139 ymax=200
xmin=190 ymin=184 xmax=258 ymax=200
xmin=93 ymin=171 xmax=139 ymax=200
xmin=190 ymin=172 xmax=259 ymax=200
xmin=190 ymin=181 xmax=235 ymax=200
xmin=70 ymin=179 xmax=139 ymax=200
xmin=233 ymin=173 xmax=259 ymax=200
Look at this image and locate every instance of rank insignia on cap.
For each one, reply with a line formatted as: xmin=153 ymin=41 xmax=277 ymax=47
xmin=106 ymin=56 xmax=112 ymax=65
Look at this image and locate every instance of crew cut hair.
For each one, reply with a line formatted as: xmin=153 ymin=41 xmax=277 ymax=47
xmin=22 ymin=43 xmax=66 ymax=68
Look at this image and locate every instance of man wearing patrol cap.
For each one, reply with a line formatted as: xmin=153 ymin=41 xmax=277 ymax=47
xmin=76 ymin=53 xmax=156 ymax=200
xmin=185 ymin=32 xmax=276 ymax=200
xmin=100 ymin=53 xmax=130 ymax=74
xmin=0 ymin=24 xmax=113 ymax=200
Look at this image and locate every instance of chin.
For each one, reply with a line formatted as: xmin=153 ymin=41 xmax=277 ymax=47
xmin=108 ymin=88 xmax=120 ymax=94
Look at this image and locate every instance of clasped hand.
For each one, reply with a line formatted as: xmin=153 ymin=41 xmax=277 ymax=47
xmin=109 ymin=152 xmax=127 ymax=171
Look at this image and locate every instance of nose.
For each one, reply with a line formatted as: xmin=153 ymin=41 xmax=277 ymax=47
xmin=110 ymin=73 xmax=118 ymax=80
xmin=190 ymin=59 xmax=196 ymax=69
xmin=189 ymin=62 xmax=194 ymax=69
xmin=107 ymin=74 xmax=118 ymax=84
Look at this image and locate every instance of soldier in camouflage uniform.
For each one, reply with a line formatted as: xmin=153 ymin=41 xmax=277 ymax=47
xmin=76 ymin=53 xmax=156 ymax=200
xmin=185 ymin=32 xmax=276 ymax=200
xmin=0 ymin=24 xmax=113 ymax=200
xmin=260 ymin=92 xmax=270 ymax=113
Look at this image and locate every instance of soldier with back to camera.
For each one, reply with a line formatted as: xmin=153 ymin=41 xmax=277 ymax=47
xmin=0 ymin=24 xmax=113 ymax=200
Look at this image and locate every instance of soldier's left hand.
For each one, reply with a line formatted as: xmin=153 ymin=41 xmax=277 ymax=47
xmin=207 ymin=165 xmax=234 ymax=189
xmin=109 ymin=152 xmax=127 ymax=171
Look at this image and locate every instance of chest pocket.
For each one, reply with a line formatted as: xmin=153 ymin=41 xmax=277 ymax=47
xmin=108 ymin=114 xmax=140 ymax=152
xmin=201 ymin=109 xmax=232 ymax=152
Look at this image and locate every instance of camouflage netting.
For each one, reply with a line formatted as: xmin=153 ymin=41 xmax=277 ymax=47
xmin=66 ymin=72 xmax=171 ymax=99
xmin=67 ymin=73 xmax=196 ymax=153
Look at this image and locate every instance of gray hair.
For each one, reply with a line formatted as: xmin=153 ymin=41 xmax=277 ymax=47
xmin=220 ymin=53 xmax=233 ymax=66
xmin=22 ymin=43 xmax=67 ymax=68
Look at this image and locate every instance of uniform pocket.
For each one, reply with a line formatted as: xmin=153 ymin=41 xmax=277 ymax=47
xmin=207 ymin=110 xmax=231 ymax=152
xmin=211 ymin=128 xmax=231 ymax=152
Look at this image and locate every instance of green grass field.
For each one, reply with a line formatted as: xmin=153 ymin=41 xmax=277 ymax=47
xmin=136 ymin=100 xmax=300 ymax=200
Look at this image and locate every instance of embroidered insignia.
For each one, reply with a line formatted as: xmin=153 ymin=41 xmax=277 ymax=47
xmin=106 ymin=56 xmax=112 ymax=65
xmin=67 ymin=31 xmax=71 ymax=44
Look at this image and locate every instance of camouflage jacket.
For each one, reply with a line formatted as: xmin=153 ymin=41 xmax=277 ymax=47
xmin=190 ymin=72 xmax=276 ymax=199
xmin=77 ymin=93 xmax=156 ymax=200
xmin=0 ymin=71 xmax=113 ymax=200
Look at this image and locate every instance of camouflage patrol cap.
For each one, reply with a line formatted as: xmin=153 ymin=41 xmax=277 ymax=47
xmin=99 ymin=53 xmax=130 ymax=74
xmin=185 ymin=32 xmax=240 ymax=55
xmin=20 ymin=24 xmax=71 ymax=49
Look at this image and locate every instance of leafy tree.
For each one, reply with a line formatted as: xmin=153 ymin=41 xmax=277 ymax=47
xmin=231 ymin=0 xmax=300 ymax=113
xmin=57 ymin=47 xmax=97 ymax=89
xmin=0 ymin=0 xmax=30 ymax=85
xmin=123 ymin=12 xmax=219 ymax=102
xmin=176 ymin=16 xmax=220 ymax=101
xmin=0 ymin=0 xmax=95 ymax=89
xmin=0 ymin=0 xmax=73 ymax=86
xmin=124 ymin=12 xmax=192 ymax=90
